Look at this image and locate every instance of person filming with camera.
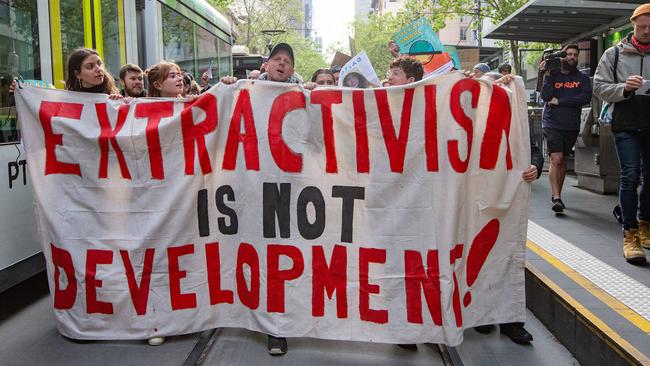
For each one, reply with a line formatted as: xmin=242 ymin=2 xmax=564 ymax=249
xmin=539 ymin=44 xmax=592 ymax=214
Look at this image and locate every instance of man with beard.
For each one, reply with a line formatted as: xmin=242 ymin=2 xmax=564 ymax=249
xmin=539 ymin=44 xmax=592 ymax=213
xmin=119 ymin=64 xmax=145 ymax=98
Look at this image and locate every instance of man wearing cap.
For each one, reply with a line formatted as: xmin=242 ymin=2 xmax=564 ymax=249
xmin=594 ymin=4 xmax=650 ymax=264
xmin=539 ymin=44 xmax=592 ymax=214
xmin=220 ymin=43 xmax=314 ymax=91
xmin=219 ymin=42 xmax=312 ymax=357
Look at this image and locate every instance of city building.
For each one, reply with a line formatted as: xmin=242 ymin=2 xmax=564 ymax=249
xmin=354 ymin=0 xmax=384 ymax=19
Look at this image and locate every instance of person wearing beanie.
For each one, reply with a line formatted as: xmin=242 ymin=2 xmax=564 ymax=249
xmin=473 ymin=63 xmax=491 ymax=77
xmin=593 ymin=3 xmax=650 ymax=264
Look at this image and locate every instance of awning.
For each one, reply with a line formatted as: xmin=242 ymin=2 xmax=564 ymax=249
xmin=484 ymin=0 xmax=642 ymax=44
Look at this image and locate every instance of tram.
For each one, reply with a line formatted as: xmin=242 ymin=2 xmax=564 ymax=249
xmin=0 ymin=0 xmax=233 ymax=292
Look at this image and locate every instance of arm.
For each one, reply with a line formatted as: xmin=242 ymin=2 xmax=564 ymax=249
xmin=557 ymin=74 xmax=592 ymax=106
xmin=531 ymin=141 xmax=544 ymax=179
xmin=524 ymin=140 xmax=544 ymax=182
xmin=593 ymin=47 xmax=628 ymax=103
xmin=539 ymin=74 xmax=555 ymax=102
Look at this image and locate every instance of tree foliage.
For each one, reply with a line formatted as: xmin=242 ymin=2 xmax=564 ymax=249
xmin=206 ymin=0 xmax=234 ymax=12
xmin=228 ymin=0 xmax=326 ymax=79
xmin=231 ymin=0 xmax=304 ymax=54
xmin=350 ymin=13 xmax=399 ymax=80
xmin=393 ymin=0 xmax=474 ymax=31
xmin=275 ymin=31 xmax=328 ymax=80
xmin=344 ymin=0 xmax=474 ymax=78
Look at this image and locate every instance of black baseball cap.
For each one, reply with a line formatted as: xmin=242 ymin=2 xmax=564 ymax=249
xmin=269 ymin=43 xmax=294 ymax=65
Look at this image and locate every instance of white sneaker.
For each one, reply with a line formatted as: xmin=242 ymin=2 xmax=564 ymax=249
xmin=147 ymin=336 xmax=165 ymax=346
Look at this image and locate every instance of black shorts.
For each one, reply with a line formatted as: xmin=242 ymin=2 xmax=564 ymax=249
xmin=543 ymin=128 xmax=578 ymax=156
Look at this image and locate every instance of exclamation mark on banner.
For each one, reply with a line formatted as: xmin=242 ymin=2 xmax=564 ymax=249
xmin=463 ymin=219 xmax=500 ymax=308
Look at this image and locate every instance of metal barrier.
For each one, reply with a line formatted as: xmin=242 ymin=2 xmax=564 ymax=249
xmin=528 ymin=107 xmax=547 ymax=157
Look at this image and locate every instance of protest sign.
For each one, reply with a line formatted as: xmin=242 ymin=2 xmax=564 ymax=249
xmin=15 ymin=75 xmax=530 ymax=345
xmin=337 ymin=52 xmax=382 ymax=88
xmin=393 ymin=18 xmax=455 ymax=76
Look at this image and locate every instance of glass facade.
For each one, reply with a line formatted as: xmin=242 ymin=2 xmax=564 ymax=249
xmin=0 ymin=0 xmax=40 ymax=143
xmin=162 ymin=3 xmax=231 ymax=80
xmin=99 ymin=0 xmax=124 ymax=78
xmin=196 ymin=26 xmax=217 ymax=80
xmin=218 ymin=38 xmax=231 ymax=79
xmin=162 ymin=5 xmax=197 ymax=76
xmin=59 ymin=0 xmax=86 ymax=77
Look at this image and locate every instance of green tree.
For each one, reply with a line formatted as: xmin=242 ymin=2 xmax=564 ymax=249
xmin=228 ymin=0 xmax=326 ymax=79
xmin=347 ymin=0 xmax=474 ymax=78
xmin=206 ymin=0 xmax=234 ymax=12
xmin=275 ymin=31 xmax=327 ymax=80
xmin=350 ymin=13 xmax=399 ymax=79
xmin=393 ymin=0 xmax=474 ymax=31
xmin=231 ymin=0 xmax=304 ymax=54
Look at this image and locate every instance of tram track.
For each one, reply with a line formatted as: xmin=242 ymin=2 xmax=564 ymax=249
xmin=184 ymin=328 xmax=464 ymax=366
xmin=437 ymin=344 xmax=463 ymax=366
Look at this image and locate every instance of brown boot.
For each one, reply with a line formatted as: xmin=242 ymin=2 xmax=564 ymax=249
xmin=624 ymin=229 xmax=646 ymax=264
xmin=637 ymin=220 xmax=650 ymax=249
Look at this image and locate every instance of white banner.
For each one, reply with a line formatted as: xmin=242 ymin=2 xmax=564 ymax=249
xmin=15 ymin=74 xmax=531 ymax=346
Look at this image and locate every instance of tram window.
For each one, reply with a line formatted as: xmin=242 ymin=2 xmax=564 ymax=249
xmin=196 ymin=26 xmax=218 ymax=80
xmin=218 ymin=39 xmax=232 ymax=78
xmin=99 ymin=0 xmax=123 ymax=79
xmin=60 ymin=0 xmax=86 ymax=75
xmin=162 ymin=5 xmax=196 ymax=77
xmin=0 ymin=0 xmax=40 ymax=144
xmin=0 ymin=1 xmax=9 ymax=25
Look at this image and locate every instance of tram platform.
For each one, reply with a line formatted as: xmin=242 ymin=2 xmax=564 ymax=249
xmin=0 ymin=174 xmax=648 ymax=366
xmin=525 ymin=174 xmax=650 ymax=366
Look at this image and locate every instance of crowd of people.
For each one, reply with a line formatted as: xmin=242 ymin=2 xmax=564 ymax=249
xmin=6 ymin=2 xmax=650 ymax=356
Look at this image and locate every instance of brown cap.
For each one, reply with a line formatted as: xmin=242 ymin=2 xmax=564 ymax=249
xmin=631 ymin=3 xmax=650 ymax=21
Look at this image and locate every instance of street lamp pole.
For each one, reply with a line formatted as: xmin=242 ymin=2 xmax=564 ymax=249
xmin=261 ymin=29 xmax=286 ymax=55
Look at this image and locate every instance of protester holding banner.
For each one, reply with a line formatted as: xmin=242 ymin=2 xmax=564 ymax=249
xmin=472 ymin=63 xmax=491 ymax=79
xmin=498 ymin=63 xmax=513 ymax=76
xmin=471 ymin=75 xmax=542 ymax=344
xmin=119 ymin=64 xmax=145 ymax=98
xmin=59 ymin=48 xmax=121 ymax=100
xmin=310 ymin=68 xmax=335 ymax=86
xmin=147 ymin=62 xmax=185 ymax=98
xmin=9 ymin=48 xmax=122 ymax=99
xmin=248 ymin=70 xmax=261 ymax=80
xmin=221 ymin=42 xmax=316 ymax=355
xmin=387 ymin=56 xmax=424 ymax=86
xmin=220 ymin=43 xmax=316 ymax=92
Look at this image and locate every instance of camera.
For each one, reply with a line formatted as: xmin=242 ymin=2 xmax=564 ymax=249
xmin=541 ymin=48 xmax=567 ymax=74
xmin=536 ymin=48 xmax=567 ymax=92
